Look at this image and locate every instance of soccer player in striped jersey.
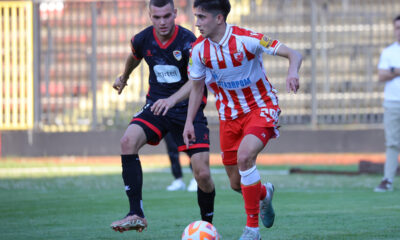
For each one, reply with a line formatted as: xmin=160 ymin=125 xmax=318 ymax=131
xmin=183 ymin=0 xmax=302 ymax=239
xmin=110 ymin=0 xmax=215 ymax=233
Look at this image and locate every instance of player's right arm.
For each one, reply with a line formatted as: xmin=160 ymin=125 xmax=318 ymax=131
xmin=113 ymin=54 xmax=141 ymax=95
xmin=114 ymin=34 xmax=144 ymax=94
xmin=183 ymin=77 xmax=205 ymax=149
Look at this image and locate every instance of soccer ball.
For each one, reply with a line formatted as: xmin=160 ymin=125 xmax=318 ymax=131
xmin=181 ymin=220 xmax=219 ymax=240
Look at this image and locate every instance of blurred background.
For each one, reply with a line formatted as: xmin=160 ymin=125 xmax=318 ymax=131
xmin=1 ymin=0 xmax=400 ymax=157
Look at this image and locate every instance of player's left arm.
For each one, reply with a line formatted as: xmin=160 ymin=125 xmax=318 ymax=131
xmin=183 ymin=77 xmax=205 ymax=149
xmin=151 ymin=79 xmax=192 ymax=116
xmin=275 ymin=44 xmax=303 ymax=93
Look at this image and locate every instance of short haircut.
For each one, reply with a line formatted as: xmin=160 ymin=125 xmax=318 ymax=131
xmin=149 ymin=0 xmax=174 ymax=9
xmin=394 ymin=14 xmax=400 ymax=23
xmin=193 ymin=0 xmax=231 ymax=21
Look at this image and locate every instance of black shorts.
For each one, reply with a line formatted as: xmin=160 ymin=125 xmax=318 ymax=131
xmin=129 ymin=103 xmax=209 ymax=156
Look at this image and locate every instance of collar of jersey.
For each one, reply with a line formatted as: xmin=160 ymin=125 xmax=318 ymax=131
xmin=153 ymin=25 xmax=179 ymax=49
xmin=208 ymin=24 xmax=232 ymax=47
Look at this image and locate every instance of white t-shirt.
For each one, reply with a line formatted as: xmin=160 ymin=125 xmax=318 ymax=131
xmin=378 ymin=42 xmax=400 ymax=101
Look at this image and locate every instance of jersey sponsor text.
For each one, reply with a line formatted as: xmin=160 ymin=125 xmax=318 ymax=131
xmin=154 ymin=65 xmax=181 ymax=83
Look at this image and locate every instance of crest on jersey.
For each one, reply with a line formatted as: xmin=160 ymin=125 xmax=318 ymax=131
xmin=233 ymin=52 xmax=244 ymax=62
xmin=173 ymin=50 xmax=182 ymax=61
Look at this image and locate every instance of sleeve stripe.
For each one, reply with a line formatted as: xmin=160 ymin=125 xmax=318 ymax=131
xmin=271 ymin=40 xmax=278 ymax=48
xmin=273 ymin=43 xmax=282 ymax=55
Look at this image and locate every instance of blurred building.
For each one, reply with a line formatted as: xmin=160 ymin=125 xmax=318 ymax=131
xmin=1 ymin=0 xmax=399 ymax=156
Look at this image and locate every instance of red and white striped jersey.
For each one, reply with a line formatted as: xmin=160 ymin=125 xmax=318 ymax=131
xmin=188 ymin=24 xmax=282 ymax=120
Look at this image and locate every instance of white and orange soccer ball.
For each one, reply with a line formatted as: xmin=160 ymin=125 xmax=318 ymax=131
xmin=181 ymin=220 xmax=220 ymax=240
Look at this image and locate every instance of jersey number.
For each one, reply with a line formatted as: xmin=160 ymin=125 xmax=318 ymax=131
xmin=260 ymin=108 xmax=278 ymax=122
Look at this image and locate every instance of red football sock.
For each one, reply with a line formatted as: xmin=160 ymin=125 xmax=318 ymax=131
xmin=241 ymin=181 xmax=261 ymax=228
xmin=260 ymin=184 xmax=266 ymax=200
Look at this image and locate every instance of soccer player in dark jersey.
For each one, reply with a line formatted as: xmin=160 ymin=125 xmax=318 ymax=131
xmin=110 ymin=0 xmax=215 ymax=233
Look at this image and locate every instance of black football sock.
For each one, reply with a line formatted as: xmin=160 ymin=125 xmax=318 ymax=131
xmin=121 ymin=154 xmax=144 ymax=218
xmin=197 ymin=187 xmax=215 ymax=223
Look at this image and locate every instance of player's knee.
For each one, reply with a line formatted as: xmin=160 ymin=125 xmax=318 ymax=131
xmin=120 ymin=135 xmax=139 ymax=154
xmin=195 ymin=169 xmax=211 ymax=184
xmin=237 ymin=150 xmax=254 ymax=168
xmin=120 ymin=136 xmax=131 ymax=153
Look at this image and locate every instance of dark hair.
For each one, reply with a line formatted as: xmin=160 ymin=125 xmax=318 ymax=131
xmin=149 ymin=0 xmax=174 ymax=9
xmin=193 ymin=0 xmax=231 ymax=21
xmin=394 ymin=14 xmax=400 ymax=23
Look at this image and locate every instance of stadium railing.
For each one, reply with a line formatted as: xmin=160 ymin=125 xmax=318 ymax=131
xmin=1 ymin=0 xmax=399 ymax=132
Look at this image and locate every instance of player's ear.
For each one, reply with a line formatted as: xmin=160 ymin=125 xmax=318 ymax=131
xmin=174 ymin=8 xmax=177 ymax=19
xmin=216 ymin=13 xmax=224 ymax=25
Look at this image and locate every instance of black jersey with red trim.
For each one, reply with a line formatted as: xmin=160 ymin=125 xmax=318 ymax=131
xmin=131 ymin=25 xmax=207 ymax=112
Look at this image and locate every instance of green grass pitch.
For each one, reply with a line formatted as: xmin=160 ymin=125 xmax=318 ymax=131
xmin=0 ymin=164 xmax=399 ymax=240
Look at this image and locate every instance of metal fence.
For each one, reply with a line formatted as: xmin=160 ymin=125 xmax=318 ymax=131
xmin=2 ymin=0 xmax=400 ymax=131
xmin=239 ymin=0 xmax=399 ymax=128
xmin=0 ymin=1 xmax=34 ymax=130
xmin=34 ymin=0 xmax=194 ymax=131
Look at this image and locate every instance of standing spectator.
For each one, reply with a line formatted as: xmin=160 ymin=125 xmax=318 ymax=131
xmin=375 ymin=14 xmax=400 ymax=192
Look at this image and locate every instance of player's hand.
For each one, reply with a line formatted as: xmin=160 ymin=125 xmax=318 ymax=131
xmin=113 ymin=75 xmax=128 ymax=95
xmin=150 ymin=98 xmax=176 ymax=116
xmin=286 ymin=73 xmax=300 ymax=93
xmin=183 ymin=122 xmax=195 ymax=149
